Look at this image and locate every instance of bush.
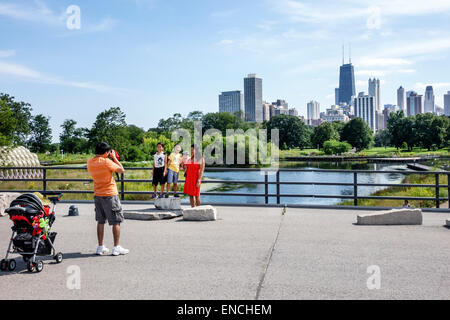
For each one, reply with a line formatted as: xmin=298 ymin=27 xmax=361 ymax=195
xmin=323 ymin=140 xmax=351 ymax=155
xmin=126 ymin=146 xmax=147 ymax=162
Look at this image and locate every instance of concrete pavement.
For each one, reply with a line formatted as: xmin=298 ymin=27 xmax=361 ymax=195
xmin=0 ymin=203 xmax=449 ymax=300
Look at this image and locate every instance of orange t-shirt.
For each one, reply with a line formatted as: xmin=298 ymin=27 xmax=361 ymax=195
xmin=87 ymin=157 xmax=121 ymax=197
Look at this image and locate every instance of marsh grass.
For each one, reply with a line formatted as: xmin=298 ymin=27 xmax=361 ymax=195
xmin=340 ymin=174 xmax=449 ymax=208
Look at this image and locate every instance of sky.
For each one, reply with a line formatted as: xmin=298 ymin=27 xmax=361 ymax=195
xmin=1 ymin=0 xmax=450 ymax=142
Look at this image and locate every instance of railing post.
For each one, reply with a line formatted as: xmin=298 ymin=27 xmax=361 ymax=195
xmin=276 ymin=170 xmax=280 ymax=205
xmin=264 ymin=171 xmax=268 ymax=205
xmin=121 ymin=173 xmax=125 ymax=201
xmin=353 ymin=172 xmax=358 ymax=206
xmin=42 ymin=168 xmax=47 ymax=194
xmin=448 ymin=174 xmax=450 ymax=209
xmin=435 ymin=173 xmax=440 ymax=209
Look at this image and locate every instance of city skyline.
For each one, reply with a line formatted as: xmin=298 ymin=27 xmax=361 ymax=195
xmin=1 ymin=0 xmax=450 ymax=140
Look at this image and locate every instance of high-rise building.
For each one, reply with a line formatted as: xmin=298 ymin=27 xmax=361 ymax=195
xmin=369 ymin=78 xmax=381 ymax=111
xmin=444 ymin=91 xmax=450 ymax=116
xmin=338 ymin=63 xmax=356 ymax=106
xmin=383 ymin=106 xmax=394 ymax=129
xmin=218 ymin=90 xmax=243 ymax=114
xmin=289 ymin=108 xmax=298 ymax=117
xmin=307 ymin=101 xmax=320 ymax=122
xmin=262 ymin=102 xmax=271 ymax=122
xmin=397 ymin=86 xmax=405 ymax=112
xmin=406 ymin=92 xmax=424 ymax=116
xmin=376 ymin=111 xmax=385 ymax=131
xmin=244 ymin=74 xmax=263 ymax=122
xmin=272 ymin=99 xmax=289 ymax=109
xmin=354 ymin=92 xmax=376 ymax=132
xmin=424 ymin=86 xmax=435 ymax=114
xmin=335 ymin=88 xmax=340 ymax=105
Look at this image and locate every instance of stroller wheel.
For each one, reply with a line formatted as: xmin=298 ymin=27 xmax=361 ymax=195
xmin=0 ymin=259 xmax=7 ymax=271
xmin=7 ymin=259 xmax=16 ymax=271
xmin=35 ymin=260 xmax=44 ymax=273
xmin=27 ymin=260 xmax=34 ymax=272
xmin=54 ymin=252 xmax=63 ymax=264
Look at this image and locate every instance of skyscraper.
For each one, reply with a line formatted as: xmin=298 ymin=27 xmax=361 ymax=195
xmin=219 ymin=90 xmax=244 ymax=114
xmin=335 ymin=88 xmax=340 ymax=105
xmin=244 ymin=74 xmax=263 ymax=122
xmin=424 ymin=86 xmax=435 ymax=114
xmin=407 ymin=92 xmax=424 ymax=116
xmin=307 ymin=101 xmax=320 ymax=122
xmin=354 ymin=92 xmax=376 ymax=132
xmin=444 ymin=91 xmax=450 ymax=116
xmin=397 ymin=86 xmax=405 ymax=112
xmin=338 ymin=63 xmax=356 ymax=106
xmin=368 ymin=78 xmax=380 ymax=111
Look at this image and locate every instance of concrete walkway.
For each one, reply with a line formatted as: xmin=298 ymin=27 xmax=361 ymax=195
xmin=0 ymin=204 xmax=449 ymax=300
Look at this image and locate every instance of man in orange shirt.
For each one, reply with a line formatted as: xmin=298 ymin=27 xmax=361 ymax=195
xmin=87 ymin=142 xmax=129 ymax=256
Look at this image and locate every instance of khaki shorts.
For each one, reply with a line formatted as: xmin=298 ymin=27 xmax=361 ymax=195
xmin=94 ymin=195 xmax=124 ymax=225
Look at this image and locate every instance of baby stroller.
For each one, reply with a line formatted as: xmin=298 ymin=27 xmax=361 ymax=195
xmin=1 ymin=192 xmax=63 ymax=273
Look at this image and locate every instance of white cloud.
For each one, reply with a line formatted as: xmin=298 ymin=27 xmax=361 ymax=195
xmin=0 ymin=49 xmax=15 ymax=58
xmin=217 ymin=39 xmax=233 ymax=46
xmin=0 ymin=1 xmax=64 ymax=25
xmin=270 ymin=0 xmax=450 ymax=24
xmin=0 ymin=60 xmax=129 ymax=95
xmin=356 ymin=57 xmax=413 ymax=67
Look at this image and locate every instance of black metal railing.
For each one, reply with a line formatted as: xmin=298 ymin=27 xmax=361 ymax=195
xmin=0 ymin=166 xmax=449 ymax=209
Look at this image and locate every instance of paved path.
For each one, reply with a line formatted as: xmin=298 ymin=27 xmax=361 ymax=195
xmin=1 ymin=204 xmax=449 ymax=300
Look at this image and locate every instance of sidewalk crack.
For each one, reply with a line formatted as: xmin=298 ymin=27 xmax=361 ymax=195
xmin=255 ymin=206 xmax=286 ymax=300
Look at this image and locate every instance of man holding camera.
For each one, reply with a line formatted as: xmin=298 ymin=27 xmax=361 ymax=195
xmin=87 ymin=142 xmax=129 ymax=256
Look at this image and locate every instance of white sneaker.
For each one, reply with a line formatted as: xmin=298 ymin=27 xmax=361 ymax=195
xmin=96 ymin=246 xmax=110 ymax=255
xmin=112 ymin=246 xmax=129 ymax=256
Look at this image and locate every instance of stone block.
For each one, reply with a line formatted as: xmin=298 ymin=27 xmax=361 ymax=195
xmin=182 ymin=205 xmax=218 ymax=221
xmin=123 ymin=208 xmax=182 ymax=221
xmin=357 ymin=208 xmax=422 ymax=225
xmin=155 ymin=197 xmax=181 ymax=210
xmin=446 ymin=219 xmax=450 ymax=227
xmin=0 ymin=193 xmax=22 ymax=217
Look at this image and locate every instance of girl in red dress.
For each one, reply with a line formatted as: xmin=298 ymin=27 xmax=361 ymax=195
xmin=183 ymin=144 xmax=205 ymax=207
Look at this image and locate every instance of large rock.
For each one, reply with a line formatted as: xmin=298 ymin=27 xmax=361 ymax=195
xmin=124 ymin=208 xmax=182 ymax=221
xmin=182 ymin=205 xmax=218 ymax=221
xmin=357 ymin=208 xmax=422 ymax=225
xmin=0 ymin=193 xmax=22 ymax=217
xmin=155 ymin=197 xmax=181 ymax=210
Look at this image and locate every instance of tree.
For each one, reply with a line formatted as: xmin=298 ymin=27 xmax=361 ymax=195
xmin=331 ymin=121 xmax=345 ymax=140
xmin=341 ymin=118 xmax=373 ymax=151
xmin=415 ymin=113 xmax=447 ymax=150
xmin=0 ymin=93 xmax=33 ymax=145
xmin=311 ymin=122 xmax=339 ymax=150
xmin=88 ymin=107 xmax=129 ymax=157
xmin=0 ymin=99 xmax=17 ymax=146
xmin=60 ymin=119 xmax=89 ymax=153
xmin=27 ymin=114 xmax=53 ymax=153
xmin=374 ymin=129 xmax=391 ymax=148
xmin=267 ymin=115 xmax=311 ymax=150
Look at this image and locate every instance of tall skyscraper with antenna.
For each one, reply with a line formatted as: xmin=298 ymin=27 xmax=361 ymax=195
xmin=338 ymin=44 xmax=355 ymax=106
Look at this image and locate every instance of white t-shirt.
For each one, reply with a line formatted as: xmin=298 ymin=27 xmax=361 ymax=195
xmin=154 ymin=152 xmax=165 ymax=168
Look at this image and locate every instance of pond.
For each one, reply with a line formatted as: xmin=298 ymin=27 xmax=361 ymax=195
xmin=198 ymin=162 xmax=408 ymax=205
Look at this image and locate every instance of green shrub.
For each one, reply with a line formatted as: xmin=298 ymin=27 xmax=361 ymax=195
xmin=323 ymin=140 xmax=351 ymax=155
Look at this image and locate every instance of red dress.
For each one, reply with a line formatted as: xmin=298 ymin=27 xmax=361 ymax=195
xmin=184 ymin=158 xmax=201 ymax=197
